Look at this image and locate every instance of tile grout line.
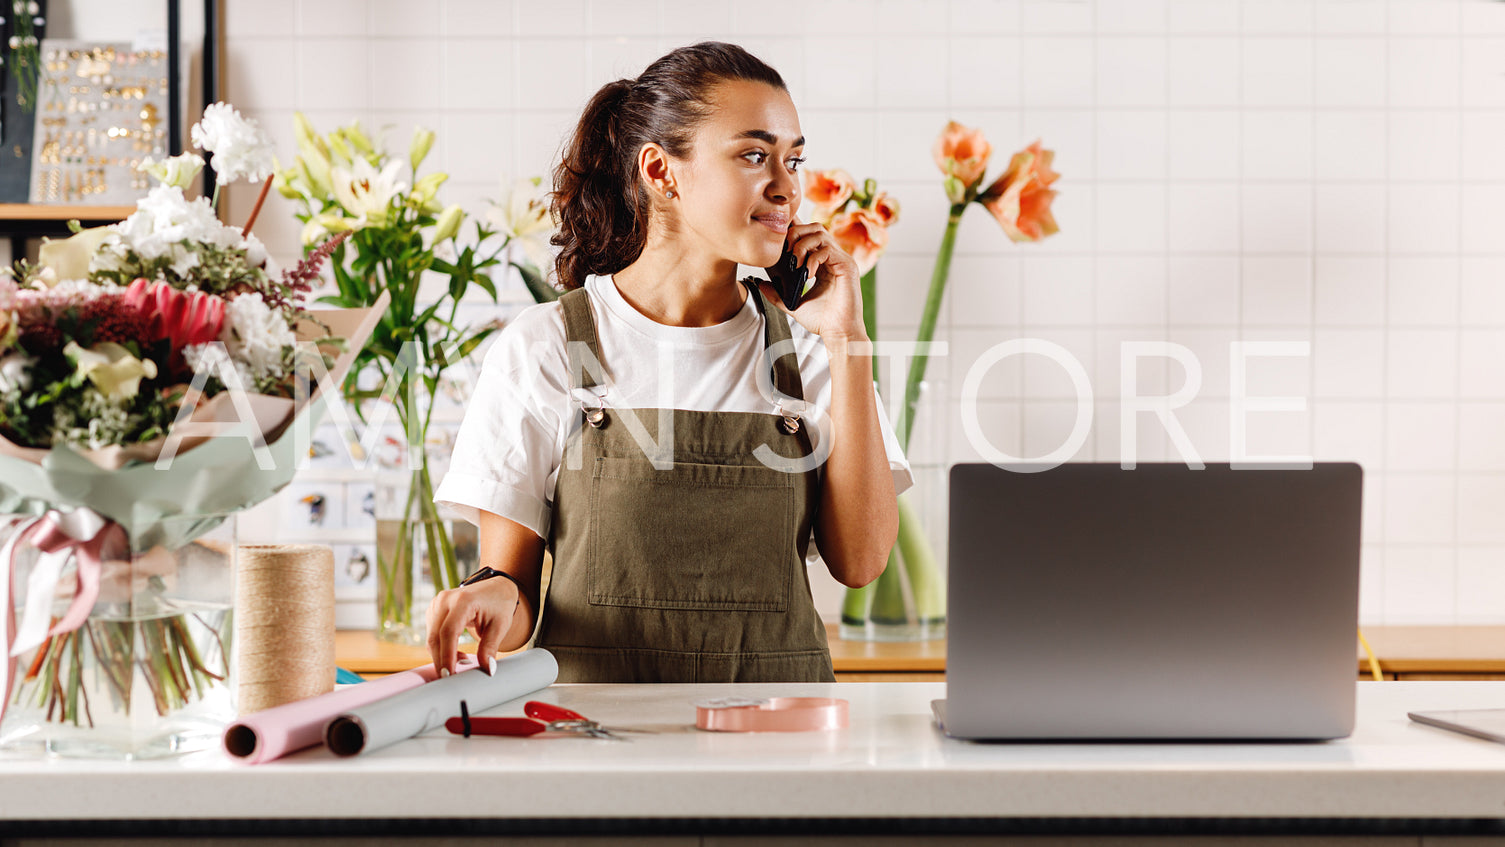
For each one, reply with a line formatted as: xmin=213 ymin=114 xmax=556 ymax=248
xmin=1017 ymin=0 xmax=1028 ymax=458
xmin=1308 ymin=0 xmax=1317 ymax=492
xmin=1163 ymin=0 xmax=1172 ymax=462
xmin=1453 ymin=0 xmax=1465 ymax=621
xmin=1378 ymin=0 xmax=1391 ymax=625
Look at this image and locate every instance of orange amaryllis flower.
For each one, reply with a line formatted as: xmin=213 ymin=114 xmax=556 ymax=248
xmin=829 ymin=207 xmax=889 ymax=275
xmin=932 ymin=121 xmax=992 ymax=203
xmin=978 ymin=140 xmax=1060 ymax=243
xmin=872 ymin=191 xmax=900 ymax=226
xmin=803 ymin=168 xmax=855 ymax=222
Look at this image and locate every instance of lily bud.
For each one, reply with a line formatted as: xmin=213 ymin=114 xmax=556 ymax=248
xmin=433 ymin=204 xmax=464 ymax=243
xmin=326 ymin=132 xmax=353 ymax=166
xmin=410 ymin=126 xmax=436 ymax=172
xmin=299 ymin=154 xmax=333 ymax=199
xmin=412 ymin=171 xmax=448 ymax=206
xmin=343 ymin=122 xmax=374 ymax=156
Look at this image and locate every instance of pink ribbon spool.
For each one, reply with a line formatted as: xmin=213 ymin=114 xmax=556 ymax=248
xmin=694 ymin=697 xmax=849 ymax=733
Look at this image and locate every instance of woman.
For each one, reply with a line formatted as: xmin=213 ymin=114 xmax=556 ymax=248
xmin=430 ymin=41 xmax=911 ymax=683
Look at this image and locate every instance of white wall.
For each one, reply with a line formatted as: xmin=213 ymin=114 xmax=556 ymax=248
xmin=220 ymin=0 xmax=1505 ymax=626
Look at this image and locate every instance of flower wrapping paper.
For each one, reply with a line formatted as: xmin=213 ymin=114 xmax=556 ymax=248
xmin=0 ymin=292 xmax=388 ymax=547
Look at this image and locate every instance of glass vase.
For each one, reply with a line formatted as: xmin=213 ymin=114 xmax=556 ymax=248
xmin=840 ymin=375 xmax=949 ymax=642
xmin=374 ymin=459 xmax=476 ymax=646
xmin=0 ymin=512 xmax=238 ymax=760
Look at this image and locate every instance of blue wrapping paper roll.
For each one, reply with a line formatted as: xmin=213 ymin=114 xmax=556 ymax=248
xmin=325 ymin=649 xmax=559 ymax=756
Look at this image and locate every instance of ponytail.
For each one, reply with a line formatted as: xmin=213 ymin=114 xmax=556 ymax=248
xmin=551 ymin=80 xmax=641 ymax=292
xmin=549 ymin=42 xmax=787 ymax=290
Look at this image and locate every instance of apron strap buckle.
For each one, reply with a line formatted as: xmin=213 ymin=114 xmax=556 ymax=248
xmin=583 ymin=403 xmax=608 ymax=428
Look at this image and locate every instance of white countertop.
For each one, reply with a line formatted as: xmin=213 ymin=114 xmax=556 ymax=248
xmin=4 ymin=681 xmax=1505 ymax=823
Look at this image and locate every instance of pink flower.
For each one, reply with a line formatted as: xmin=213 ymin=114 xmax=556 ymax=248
xmin=932 ymin=122 xmax=992 ymax=201
xmin=803 ymin=169 xmax=855 ymax=222
xmin=978 ymin=140 xmax=1060 ymax=243
xmin=829 ymin=207 xmax=889 ymax=275
xmin=123 ymin=278 xmax=227 ymax=352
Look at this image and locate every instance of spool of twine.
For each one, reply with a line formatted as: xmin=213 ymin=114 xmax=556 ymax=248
xmin=234 ymin=544 xmax=336 ymax=715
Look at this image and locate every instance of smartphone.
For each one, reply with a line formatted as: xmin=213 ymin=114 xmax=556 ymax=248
xmin=765 ymin=242 xmax=809 ymax=311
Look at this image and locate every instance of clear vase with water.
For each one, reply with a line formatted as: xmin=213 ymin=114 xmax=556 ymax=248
xmin=840 ymin=375 xmax=949 ymax=642
xmin=0 ymin=512 xmax=237 ymax=760
xmin=374 ymin=453 xmax=477 ymax=646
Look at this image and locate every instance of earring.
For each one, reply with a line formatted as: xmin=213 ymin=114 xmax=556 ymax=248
xmin=666 ymin=188 xmax=676 ymax=198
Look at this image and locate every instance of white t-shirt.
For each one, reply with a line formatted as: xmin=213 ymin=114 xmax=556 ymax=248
xmin=434 ymin=274 xmax=915 ymax=551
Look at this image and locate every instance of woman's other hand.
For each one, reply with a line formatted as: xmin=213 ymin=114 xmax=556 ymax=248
xmin=425 ymin=512 xmax=545 ymax=676
xmin=426 ymin=576 xmax=519 ymax=677
xmin=760 ymin=220 xmax=867 ymax=344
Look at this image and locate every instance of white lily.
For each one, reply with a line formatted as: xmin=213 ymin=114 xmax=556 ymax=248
xmin=331 ymin=158 xmax=406 ymax=228
xmin=485 ymin=176 xmax=554 ymax=272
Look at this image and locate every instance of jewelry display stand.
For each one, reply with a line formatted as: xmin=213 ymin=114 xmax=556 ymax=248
xmin=27 ymin=39 xmax=168 ymax=206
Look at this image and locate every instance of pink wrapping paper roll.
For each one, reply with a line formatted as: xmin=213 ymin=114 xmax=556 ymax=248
xmin=222 ymin=656 xmax=476 ymax=764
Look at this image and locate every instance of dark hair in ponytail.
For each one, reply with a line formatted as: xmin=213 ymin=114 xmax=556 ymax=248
xmin=550 ymin=41 xmax=787 ymax=290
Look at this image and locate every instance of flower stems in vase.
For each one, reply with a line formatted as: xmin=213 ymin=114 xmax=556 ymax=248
xmin=839 ymin=213 xmax=959 ymax=635
xmin=839 ymin=126 xmax=1062 ymax=641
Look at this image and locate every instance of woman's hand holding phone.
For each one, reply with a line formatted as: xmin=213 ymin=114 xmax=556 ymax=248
xmin=759 ymin=218 xmax=867 ymax=344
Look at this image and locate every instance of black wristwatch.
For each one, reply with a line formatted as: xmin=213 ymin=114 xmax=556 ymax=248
xmin=459 ymin=566 xmax=524 ymax=606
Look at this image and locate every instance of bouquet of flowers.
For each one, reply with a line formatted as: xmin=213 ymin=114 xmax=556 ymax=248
xmin=0 ymin=103 xmax=383 ymax=757
xmin=276 ymin=113 xmax=555 ymax=644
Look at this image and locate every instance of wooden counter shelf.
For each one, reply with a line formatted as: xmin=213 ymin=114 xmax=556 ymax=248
xmin=0 ymin=203 xmax=135 ymax=221
xmin=336 ymin=623 xmax=946 ymax=682
xmin=335 ymin=625 xmax=1505 ymax=682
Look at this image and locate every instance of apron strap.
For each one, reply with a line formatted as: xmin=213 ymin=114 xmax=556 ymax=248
xmin=559 ymin=287 xmax=604 ymax=391
xmin=739 ymin=277 xmax=806 ymax=404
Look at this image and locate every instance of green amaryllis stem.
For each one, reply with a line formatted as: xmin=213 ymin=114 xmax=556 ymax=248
xmin=895 ymin=497 xmax=944 ymax=620
xmin=899 ymin=206 xmax=964 ymax=452
xmin=839 ymin=558 xmax=880 ymax=625
xmin=852 ymin=205 xmax=966 ymax=628
xmin=860 ymin=267 xmax=878 ymax=384
xmin=841 ymin=268 xmax=884 ymax=625
xmin=868 ymin=498 xmax=948 ymax=623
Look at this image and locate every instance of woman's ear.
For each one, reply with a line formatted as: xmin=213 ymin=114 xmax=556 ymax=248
xmin=639 ymin=142 xmax=676 ymax=200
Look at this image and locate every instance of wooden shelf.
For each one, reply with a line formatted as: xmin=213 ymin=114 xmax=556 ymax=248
xmin=334 ymin=626 xmax=1505 ymax=681
xmin=335 ymin=623 xmax=946 ymax=678
xmin=0 ymin=203 xmax=134 ymax=222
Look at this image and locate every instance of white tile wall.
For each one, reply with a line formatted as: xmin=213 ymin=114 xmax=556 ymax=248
xmin=220 ymin=0 xmax=1505 ymax=626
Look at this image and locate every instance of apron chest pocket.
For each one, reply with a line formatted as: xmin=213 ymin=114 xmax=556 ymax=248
xmin=586 ymin=456 xmax=795 ymax=613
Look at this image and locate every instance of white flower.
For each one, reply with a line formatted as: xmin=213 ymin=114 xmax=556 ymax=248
xmin=485 ymin=176 xmax=554 ymax=271
xmin=330 ymin=158 xmax=405 ymax=227
xmin=138 ymin=153 xmax=205 ymax=190
xmin=183 ymin=342 xmax=251 ymax=391
xmin=109 ymin=185 xmax=222 ymax=261
xmin=64 ymin=342 xmax=158 ymax=401
xmin=220 ymin=293 xmax=296 ymax=385
xmin=240 ymin=230 xmax=268 ymax=266
xmin=0 ymin=353 xmax=34 ymax=394
xmin=190 ymin=102 xmax=276 ymax=184
xmin=100 ymin=185 xmax=264 ymax=268
xmin=300 ymin=217 xmax=330 ymax=247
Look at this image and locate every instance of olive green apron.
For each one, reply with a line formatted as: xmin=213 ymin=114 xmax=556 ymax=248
xmin=537 ymin=279 xmax=835 ymax=683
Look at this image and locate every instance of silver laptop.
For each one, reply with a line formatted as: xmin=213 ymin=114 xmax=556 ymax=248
xmin=933 ymin=462 xmax=1362 ymax=741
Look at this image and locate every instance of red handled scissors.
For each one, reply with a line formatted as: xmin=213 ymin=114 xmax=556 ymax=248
xmin=445 ymin=700 xmax=651 ymax=741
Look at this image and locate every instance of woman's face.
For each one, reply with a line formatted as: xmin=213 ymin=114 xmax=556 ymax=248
xmin=669 ymin=80 xmax=805 ymax=270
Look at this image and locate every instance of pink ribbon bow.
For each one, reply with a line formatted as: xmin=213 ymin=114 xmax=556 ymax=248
xmin=0 ymin=509 xmax=125 ymax=727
